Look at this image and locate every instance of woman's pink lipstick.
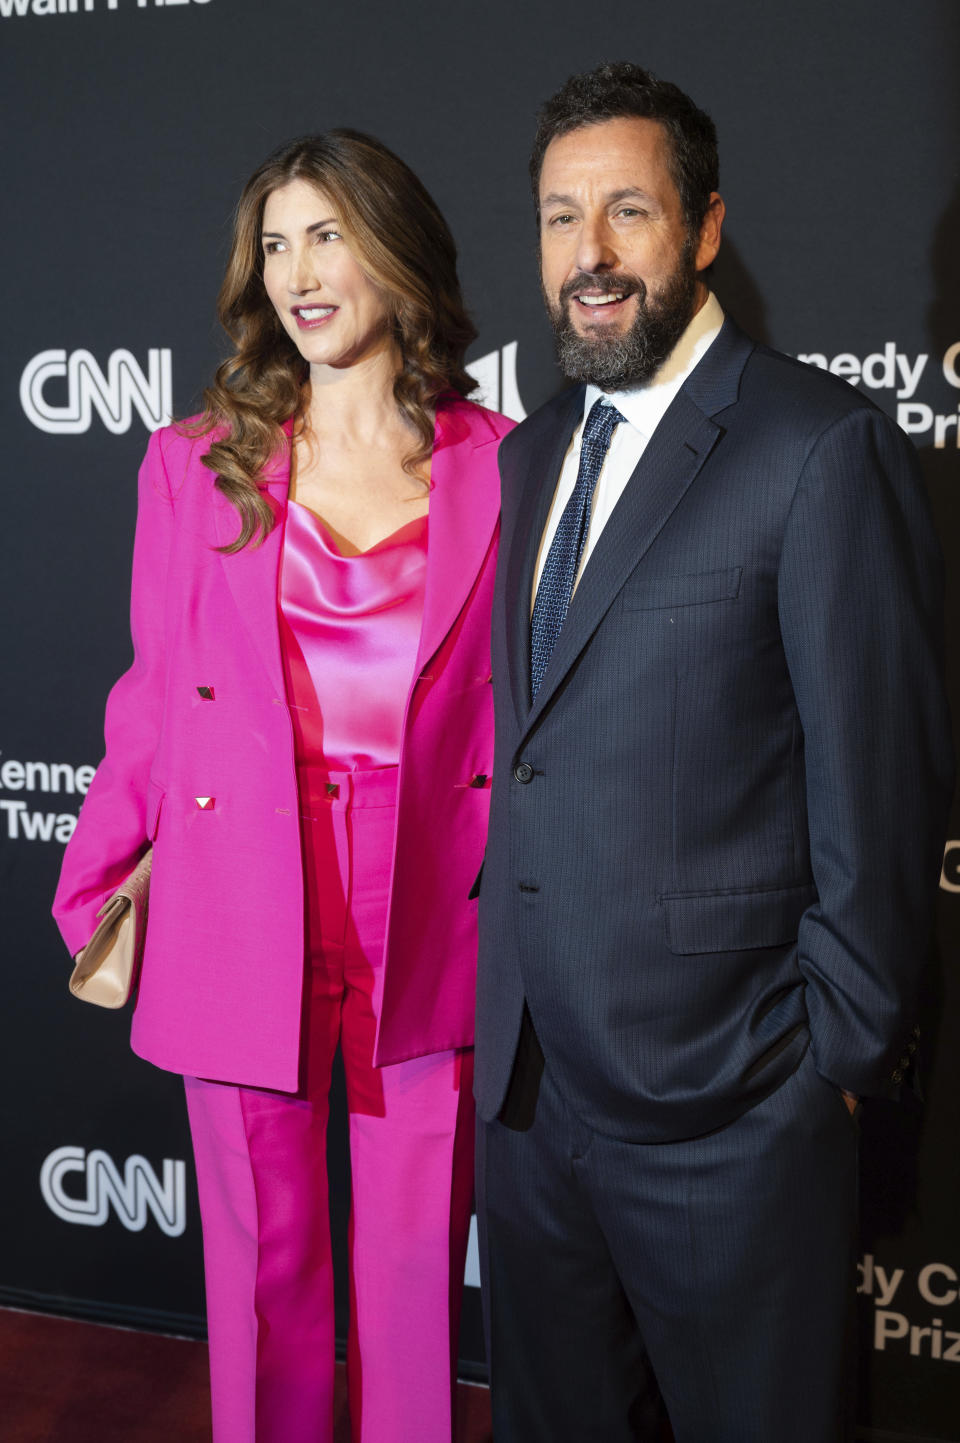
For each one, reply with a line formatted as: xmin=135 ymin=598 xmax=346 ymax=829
xmin=292 ymin=305 xmax=337 ymax=330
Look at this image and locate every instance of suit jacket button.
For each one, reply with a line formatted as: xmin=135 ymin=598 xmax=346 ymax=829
xmin=513 ymin=762 xmax=534 ymax=784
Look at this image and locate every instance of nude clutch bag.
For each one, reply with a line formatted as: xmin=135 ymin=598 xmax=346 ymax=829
xmin=68 ymin=849 xmax=152 ymax=1008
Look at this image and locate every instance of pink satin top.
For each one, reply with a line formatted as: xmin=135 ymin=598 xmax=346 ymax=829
xmin=278 ymin=498 xmax=428 ymax=772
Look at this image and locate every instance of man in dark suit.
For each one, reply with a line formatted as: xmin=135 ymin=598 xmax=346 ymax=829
xmin=474 ymin=62 xmax=953 ymax=1442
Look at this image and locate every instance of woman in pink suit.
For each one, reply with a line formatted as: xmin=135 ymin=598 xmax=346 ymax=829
xmin=53 ymin=130 xmax=513 ymax=1443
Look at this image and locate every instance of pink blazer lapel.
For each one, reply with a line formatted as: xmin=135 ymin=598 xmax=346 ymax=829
xmin=211 ymin=405 xmax=499 ymax=698
xmin=212 ymin=420 xmax=292 ymax=698
xmin=414 ymin=399 xmax=501 ymax=676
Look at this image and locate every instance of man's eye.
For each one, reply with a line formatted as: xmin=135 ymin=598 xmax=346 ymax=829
xmin=549 ymin=214 xmax=575 ymax=227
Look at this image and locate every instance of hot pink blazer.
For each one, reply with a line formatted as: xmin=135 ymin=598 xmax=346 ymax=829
xmin=53 ymin=397 xmax=514 ymax=1091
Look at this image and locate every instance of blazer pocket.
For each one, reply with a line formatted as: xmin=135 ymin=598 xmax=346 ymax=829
xmin=622 ymin=566 xmax=743 ymax=611
xmin=145 ymin=780 xmax=166 ymax=842
xmin=660 ymin=882 xmax=816 ymax=955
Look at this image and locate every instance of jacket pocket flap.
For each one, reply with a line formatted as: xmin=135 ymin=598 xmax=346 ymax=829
xmin=145 ymin=780 xmax=165 ymax=841
xmin=623 ymin=567 xmax=743 ymax=611
xmin=661 ymin=883 xmax=816 ymax=955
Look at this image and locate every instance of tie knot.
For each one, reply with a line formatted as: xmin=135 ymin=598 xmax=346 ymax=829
xmin=581 ymin=398 xmax=624 ymax=457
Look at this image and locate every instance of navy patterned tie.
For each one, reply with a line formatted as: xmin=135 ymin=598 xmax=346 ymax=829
xmin=530 ymin=398 xmax=624 ymax=699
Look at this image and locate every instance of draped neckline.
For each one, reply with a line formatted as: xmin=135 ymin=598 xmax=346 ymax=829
xmin=285 ymin=496 xmax=428 ymax=559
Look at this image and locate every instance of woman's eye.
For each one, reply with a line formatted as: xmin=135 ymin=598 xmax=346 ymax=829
xmin=263 ymin=240 xmax=286 ymax=255
xmin=317 ymin=229 xmax=342 ymax=243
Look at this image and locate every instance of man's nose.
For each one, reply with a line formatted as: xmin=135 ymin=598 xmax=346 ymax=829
xmin=575 ymin=217 xmax=618 ymax=274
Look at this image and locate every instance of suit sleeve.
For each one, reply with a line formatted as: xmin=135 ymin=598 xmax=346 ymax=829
xmin=52 ymin=427 xmax=176 ymax=957
xmin=777 ymin=405 xmax=953 ymax=1097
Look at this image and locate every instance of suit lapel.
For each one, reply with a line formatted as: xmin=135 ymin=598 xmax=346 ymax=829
xmin=414 ymin=399 xmax=501 ymax=676
xmin=524 ymin=394 xmax=721 ymax=731
xmin=212 ymin=405 xmax=499 ymax=701
xmin=503 ymin=388 xmax=583 ymax=725
xmin=517 ymin=317 xmax=754 ymax=737
xmin=213 ymin=421 xmax=292 ymax=698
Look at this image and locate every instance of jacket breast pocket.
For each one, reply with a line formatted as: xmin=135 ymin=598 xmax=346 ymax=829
xmin=660 ymin=882 xmax=816 ymax=955
xmin=622 ymin=566 xmax=743 ymax=611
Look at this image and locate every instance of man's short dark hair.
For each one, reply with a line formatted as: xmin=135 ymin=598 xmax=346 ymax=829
xmin=530 ymin=62 xmax=719 ymax=236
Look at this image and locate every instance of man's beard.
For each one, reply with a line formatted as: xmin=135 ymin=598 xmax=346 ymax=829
xmin=545 ymin=240 xmax=699 ymax=390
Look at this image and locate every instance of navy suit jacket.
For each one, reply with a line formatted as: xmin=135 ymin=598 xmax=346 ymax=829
xmin=475 ymin=318 xmax=953 ymax=1144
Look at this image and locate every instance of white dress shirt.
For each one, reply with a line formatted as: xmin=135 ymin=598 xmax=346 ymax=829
xmin=532 ymin=292 xmax=725 ymax=608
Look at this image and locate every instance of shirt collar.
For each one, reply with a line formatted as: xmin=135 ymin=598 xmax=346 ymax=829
xmin=584 ymin=290 xmax=725 ymax=439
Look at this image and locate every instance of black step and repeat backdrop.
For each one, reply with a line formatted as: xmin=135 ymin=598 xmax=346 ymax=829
xmin=2 ymin=1 xmax=959 ymax=1437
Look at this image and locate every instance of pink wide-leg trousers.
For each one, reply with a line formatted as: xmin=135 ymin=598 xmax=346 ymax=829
xmin=184 ymin=769 xmax=476 ymax=1443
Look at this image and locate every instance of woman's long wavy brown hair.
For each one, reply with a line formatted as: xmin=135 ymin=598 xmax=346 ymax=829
xmin=194 ymin=130 xmax=478 ymax=550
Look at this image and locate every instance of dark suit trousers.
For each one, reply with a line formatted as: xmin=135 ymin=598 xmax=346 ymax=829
xmin=476 ymin=1019 xmax=859 ymax=1443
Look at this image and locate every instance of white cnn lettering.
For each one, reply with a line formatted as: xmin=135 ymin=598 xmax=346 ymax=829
xmin=40 ymin=1145 xmax=186 ymax=1237
xmin=466 ymin=341 xmax=527 ymax=422
xmin=20 ymin=348 xmax=172 ymax=435
xmin=466 ymin=350 xmax=499 ymax=412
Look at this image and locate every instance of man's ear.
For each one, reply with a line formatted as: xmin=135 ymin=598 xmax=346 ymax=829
xmin=695 ymin=193 xmax=725 ymax=272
